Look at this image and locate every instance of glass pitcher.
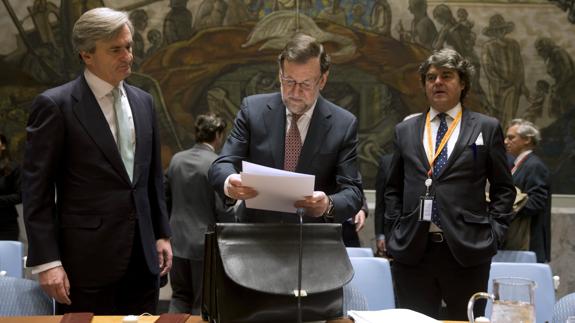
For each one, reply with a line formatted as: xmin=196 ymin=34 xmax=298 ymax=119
xmin=468 ymin=277 xmax=536 ymax=323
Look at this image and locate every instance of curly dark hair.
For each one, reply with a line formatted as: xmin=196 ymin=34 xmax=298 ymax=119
xmin=195 ymin=114 xmax=227 ymax=143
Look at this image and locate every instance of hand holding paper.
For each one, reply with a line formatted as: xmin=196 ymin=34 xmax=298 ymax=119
xmin=241 ymin=162 xmax=315 ymax=213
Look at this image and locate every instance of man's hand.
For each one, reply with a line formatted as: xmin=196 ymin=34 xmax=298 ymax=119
xmin=354 ymin=209 xmax=366 ymax=232
xmin=226 ymin=174 xmax=258 ymax=200
xmin=156 ymin=238 xmax=173 ymax=276
xmin=38 ymin=266 xmax=71 ymax=305
xmin=294 ymin=191 xmax=329 ymax=217
xmin=376 ymin=239 xmax=387 ymax=256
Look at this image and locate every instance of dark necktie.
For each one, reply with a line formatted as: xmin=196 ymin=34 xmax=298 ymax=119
xmin=284 ymin=113 xmax=302 ymax=172
xmin=432 ymin=113 xmax=448 ymax=228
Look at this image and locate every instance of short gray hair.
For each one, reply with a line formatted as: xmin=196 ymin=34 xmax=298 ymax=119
xmin=72 ymin=7 xmax=133 ymax=55
xmin=277 ymin=33 xmax=331 ymax=75
xmin=509 ymin=118 xmax=541 ymax=146
xmin=418 ymin=48 xmax=475 ymax=101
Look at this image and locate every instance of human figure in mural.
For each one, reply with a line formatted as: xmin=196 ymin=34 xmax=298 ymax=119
xmin=406 ymin=0 xmax=437 ymax=49
xmin=244 ymin=71 xmax=279 ymax=97
xmin=59 ymin=0 xmax=104 ymax=77
xmin=524 ymin=80 xmax=550 ymax=123
xmin=455 ymin=8 xmax=476 ymax=57
xmin=163 ymin=0 xmax=194 ymax=45
xmin=370 ymin=0 xmax=392 ymax=36
xmin=317 ymin=0 xmax=347 ymax=26
xmin=273 ymin=0 xmax=314 ymax=14
xmin=350 ymin=3 xmax=366 ymax=30
xmin=481 ymin=14 xmax=528 ymax=127
xmin=432 ymin=5 xmax=466 ymax=52
xmin=29 ymin=0 xmax=60 ymax=49
xmin=145 ymin=29 xmax=163 ymax=58
xmin=223 ymin=0 xmax=251 ymax=26
xmin=535 ymin=37 xmax=575 ymax=116
xmin=196 ymin=0 xmax=227 ymax=29
xmin=129 ymin=9 xmax=148 ymax=70
xmin=207 ymin=87 xmax=239 ymax=123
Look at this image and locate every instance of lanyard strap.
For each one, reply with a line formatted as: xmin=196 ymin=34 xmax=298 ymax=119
xmin=425 ymin=110 xmax=462 ymax=177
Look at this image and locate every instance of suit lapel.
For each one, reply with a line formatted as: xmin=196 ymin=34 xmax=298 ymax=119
xmin=415 ymin=112 xmax=430 ymax=171
xmin=71 ymin=76 xmax=131 ymax=185
xmin=297 ymin=96 xmax=331 ymax=174
xmin=437 ymin=109 xmax=478 ymax=179
xmin=263 ymin=94 xmax=286 ymax=170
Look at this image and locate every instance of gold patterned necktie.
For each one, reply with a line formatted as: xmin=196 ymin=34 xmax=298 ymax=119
xmin=284 ymin=113 xmax=303 ymax=172
xmin=111 ymin=87 xmax=134 ymax=182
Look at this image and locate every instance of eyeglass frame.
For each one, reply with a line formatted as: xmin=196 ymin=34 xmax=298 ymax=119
xmin=279 ymin=73 xmax=323 ymax=91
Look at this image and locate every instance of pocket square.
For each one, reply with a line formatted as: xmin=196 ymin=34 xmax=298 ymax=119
xmin=474 ymin=132 xmax=484 ymax=145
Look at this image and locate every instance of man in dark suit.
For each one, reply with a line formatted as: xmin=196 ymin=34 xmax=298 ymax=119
xmin=164 ymin=114 xmax=234 ymax=314
xmin=374 ymin=153 xmax=393 ymax=255
xmin=22 ymin=8 xmax=172 ymax=314
xmin=384 ymin=48 xmax=516 ymax=320
xmin=504 ymin=119 xmax=551 ymax=263
xmin=209 ymin=33 xmax=363 ymax=224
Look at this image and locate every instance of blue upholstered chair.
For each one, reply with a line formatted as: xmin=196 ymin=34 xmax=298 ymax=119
xmin=0 ymin=240 xmax=23 ymax=278
xmin=0 ymin=276 xmax=54 ymax=315
xmin=492 ymin=250 xmax=537 ymax=263
xmin=342 ymin=284 xmax=369 ymax=313
xmin=553 ymin=292 xmax=575 ymax=323
xmin=345 ymin=247 xmax=374 ymax=258
xmin=488 ymin=262 xmax=555 ymax=323
xmin=347 ymin=257 xmax=395 ymax=310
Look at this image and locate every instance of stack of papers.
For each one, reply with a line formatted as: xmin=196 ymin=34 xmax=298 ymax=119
xmin=241 ymin=161 xmax=315 ymax=213
xmin=348 ymin=309 xmax=441 ymax=323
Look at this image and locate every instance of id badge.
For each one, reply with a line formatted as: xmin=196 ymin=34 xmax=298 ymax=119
xmin=419 ymin=196 xmax=434 ymax=222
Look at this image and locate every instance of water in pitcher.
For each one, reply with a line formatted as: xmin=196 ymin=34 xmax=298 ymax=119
xmin=491 ymin=300 xmax=535 ymax=323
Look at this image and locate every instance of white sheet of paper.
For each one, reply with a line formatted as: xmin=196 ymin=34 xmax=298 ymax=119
xmin=241 ymin=162 xmax=315 ymax=213
xmin=348 ymin=309 xmax=441 ymax=323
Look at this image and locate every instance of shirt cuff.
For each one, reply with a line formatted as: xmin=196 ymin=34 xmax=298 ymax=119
xmin=376 ymin=234 xmax=385 ymax=241
xmin=30 ymin=261 xmax=63 ymax=275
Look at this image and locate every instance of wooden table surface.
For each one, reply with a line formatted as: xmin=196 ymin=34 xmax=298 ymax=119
xmin=0 ymin=316 xmax=466 ymax=323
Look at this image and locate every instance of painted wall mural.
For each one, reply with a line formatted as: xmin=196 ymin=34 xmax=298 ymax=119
xmin=1 ymin=0 xmax=575 ymax=192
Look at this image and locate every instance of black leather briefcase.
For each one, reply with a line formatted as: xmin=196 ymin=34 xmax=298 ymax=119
xmin=201 ymin=223 xmax=354 ymax=323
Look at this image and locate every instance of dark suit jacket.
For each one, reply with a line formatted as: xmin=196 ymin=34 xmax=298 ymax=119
xmin=23 ymin=75 xmax=171 ymax=288
xmin=165 ymin=144 xmax=234 ymax=260
xmin=512 ymin=153 xmax=551 ymax=262
xmin=374 ymin=153 xmax=393 ymax=238
xmin=385 ymin=109 xmax=516 ymax=267
xmin=209 ymin=92 xmax=363 ymax=224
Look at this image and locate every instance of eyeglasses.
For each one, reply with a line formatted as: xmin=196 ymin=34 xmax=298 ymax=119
xmin=280 ymin=74 xmax=321 ymax=91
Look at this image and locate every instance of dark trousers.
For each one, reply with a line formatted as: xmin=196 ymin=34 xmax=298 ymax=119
xmin=342 ymin=221 xmax=360 ymax=247
xmin=391 ymin=236 xmax=490 ymax=320
xmin=0 ymin=220 xmax=19 ymax=240
xmin=56 ymin=227 xmax=159 ymax=315
xmin=168 ymin=256 xmax=203 ymax=314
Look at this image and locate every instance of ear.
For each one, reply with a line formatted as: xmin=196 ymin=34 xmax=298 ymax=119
xmin=319 ymin=71 xmax=329 ymax=90
xmin=79 ymin=51 xmax=92 ymax=65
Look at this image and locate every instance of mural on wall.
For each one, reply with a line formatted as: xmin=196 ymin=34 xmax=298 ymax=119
xmin=1 ymin=0 xmax=575 ymax=192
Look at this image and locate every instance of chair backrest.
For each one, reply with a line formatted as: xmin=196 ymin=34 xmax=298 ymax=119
xmin=0 ymin=241 xmax=23 ymax=278
xmin=0 ymin=277 xmax=54 ymax=316
xmin=553 ymin=292 xmax=575 ymax=323
xmin=346 ymin=247 xmax=374 ymax=258
xmin=492 ymin=250 xmax=537 ymax=263
xmin=343 ymin=284 xmax=369 ymax=313
xmin=347 ymin=257 xmax=395 ymax=310
xmin=488 ymin=262 xmax=555 ymax=323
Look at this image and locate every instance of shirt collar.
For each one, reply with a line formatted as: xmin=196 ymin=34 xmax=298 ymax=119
xmin=514 ymin=149 xmax=533 ymax=165
xmin=84 ymin=69 xmax=125 ymax=100
xmin=429 ymin=103 xmax=462 ymax=121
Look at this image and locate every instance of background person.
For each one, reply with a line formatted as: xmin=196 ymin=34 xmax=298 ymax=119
xmin=504 ymin=118 xmax=551 ymax=263
xmin=0 ymin=134 xmax=21 ymax=241
xmin=164 ymin=113 xmax=234 ymax=314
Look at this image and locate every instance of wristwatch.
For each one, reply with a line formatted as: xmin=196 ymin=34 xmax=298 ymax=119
xmin=323 ymin=196 xmax=335 ymax=220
